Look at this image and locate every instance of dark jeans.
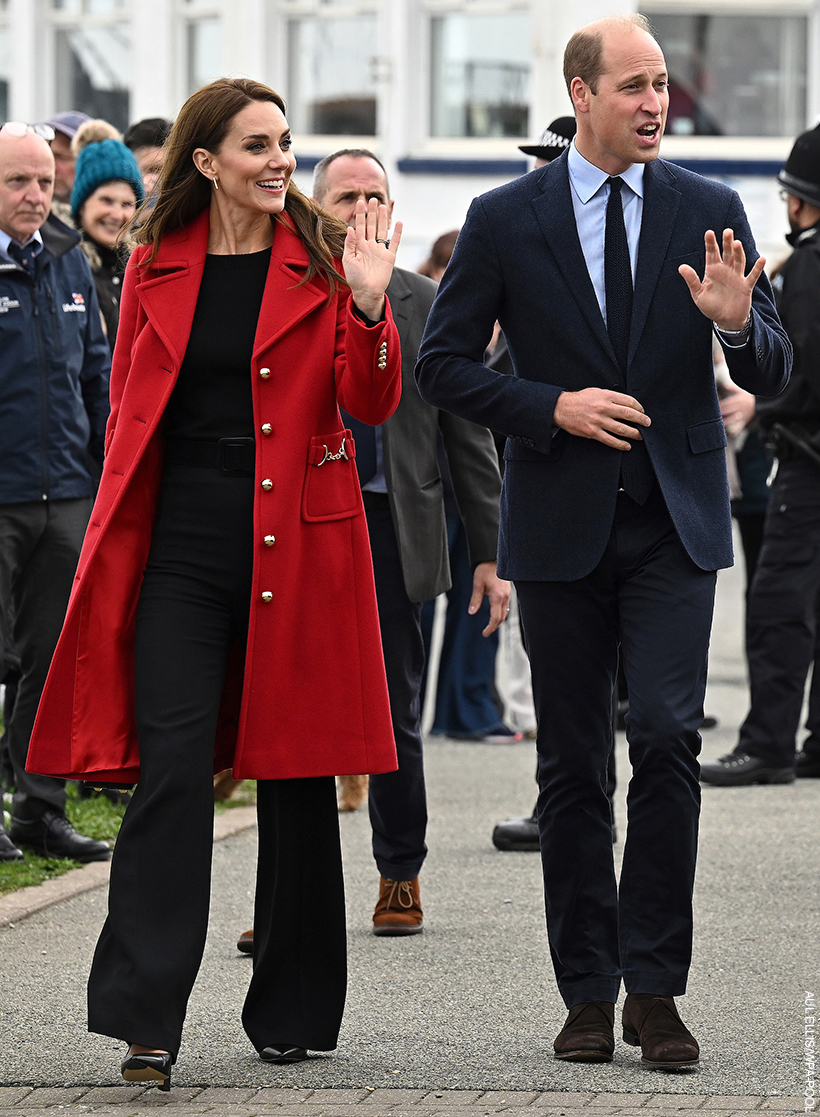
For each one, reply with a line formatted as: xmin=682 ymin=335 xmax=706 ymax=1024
xmin=0 ymin=497 xmax=92 ymax=817
xmin=364 ymin=493 xmax=428 ymax=881
xmin=738 ymin=458 xmax=820 ymax=768
xmin=421 ymin=514 xmax=504 ymax=737
xmin=517 ymin=487 xmax=716 ymax=1008
xmin=87 ymin=464 xmax=346 ymax=1055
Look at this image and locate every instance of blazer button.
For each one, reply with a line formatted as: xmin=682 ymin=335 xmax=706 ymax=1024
xmin=261 ymin=591 xmax=273 ymax=603
xmin=261 ymin=478 xmax=273 ymax=491
xmin=263 ymin=534 xmax=276 ymax=546
xmin=261 ymin=423 xmax=272 ymax=436
xmin=259 ymin=367 xmax=271 ymax=379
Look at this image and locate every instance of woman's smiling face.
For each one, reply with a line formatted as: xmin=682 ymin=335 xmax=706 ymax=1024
xmin=201 ymin=100 xmax=296 ymax=218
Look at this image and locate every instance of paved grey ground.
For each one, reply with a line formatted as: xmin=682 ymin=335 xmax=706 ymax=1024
xmin=0 ymin=552 xmax=816 ymax=1115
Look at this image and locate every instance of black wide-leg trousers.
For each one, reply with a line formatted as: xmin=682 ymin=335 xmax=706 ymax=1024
xmin=517 ymin=487 xmax=716 ymax=1008
xmin=87 ymin=463 xmax=346 ymax=1056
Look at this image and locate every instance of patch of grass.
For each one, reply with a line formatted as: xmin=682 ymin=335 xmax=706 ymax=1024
xmin=1 ymin=778 xmax=256 ymax=899
xmin=0 ymin=781 xmax=127 ymax=899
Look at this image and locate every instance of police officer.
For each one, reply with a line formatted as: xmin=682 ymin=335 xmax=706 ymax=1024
xmin=702 ymin=126 xmax=820 ymax=786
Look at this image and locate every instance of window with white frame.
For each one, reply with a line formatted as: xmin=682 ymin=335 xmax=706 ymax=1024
xmin=52 ymin=4 xmax=131 ymax=131
xmin=643 ymin=10 xmax=808 ymax=137
xmin=428 ymin=8 xmax=530 ymax=138
xmin=187 ymin=16 xmax=222 ymax=95
xmin=0 ymin=12 xmax=8 ymax=122
xmin=282 ymin=1 xmax=378 ymax=135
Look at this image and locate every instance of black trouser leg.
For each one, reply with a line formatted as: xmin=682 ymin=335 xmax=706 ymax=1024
xmin=738 ymin=461 xmax=820 ymax=768
xmin=364 ymin=498 xmax=428 ymax=881
xmin=517 ymin=489 xmax=714 ymax=1008
xmin=243 ymin=777 xmax=347 ymax=1052
xmin=0 ymin=499 xmax=91 ymax=817
xmin=88 ymin=467 xmax=251 ymax=1055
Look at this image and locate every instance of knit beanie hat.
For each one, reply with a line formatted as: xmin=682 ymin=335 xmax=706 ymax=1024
xmin=70 ymin=119 xmax=145 ymax=221
xmin=778 ymin=125 xmax=820 ymax=208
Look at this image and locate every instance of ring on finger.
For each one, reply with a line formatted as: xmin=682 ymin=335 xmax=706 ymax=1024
xmin=376 ymin=237 xmax=390 ymax=247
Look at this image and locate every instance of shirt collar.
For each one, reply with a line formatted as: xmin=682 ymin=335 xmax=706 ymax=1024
xmin=0 ymin=227 xmax=45 ymax=258
xmin=567 ymin=140 xmax=645 ymax=204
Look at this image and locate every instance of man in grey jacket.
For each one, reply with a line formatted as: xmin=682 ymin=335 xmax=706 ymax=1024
xmin=314 ymin=150 xmax=507 ymax=933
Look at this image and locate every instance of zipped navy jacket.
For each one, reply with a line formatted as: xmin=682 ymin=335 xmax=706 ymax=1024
xmin=0 ymin=212 xmax=110 ymax=504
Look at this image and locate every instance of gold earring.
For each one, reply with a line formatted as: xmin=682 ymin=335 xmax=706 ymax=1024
xmin=212 ymin=177 xmax=219 ymax=191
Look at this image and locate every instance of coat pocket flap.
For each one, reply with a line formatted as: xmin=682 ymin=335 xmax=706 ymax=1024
xmin=302 ymin=429 xmax=361 ymax=522
xmin=687 ymin=417 xmax=728 ymax=454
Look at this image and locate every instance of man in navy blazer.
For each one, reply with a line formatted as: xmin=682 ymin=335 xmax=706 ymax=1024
xmin=417 ymin=15 xmax=790 ymax=1068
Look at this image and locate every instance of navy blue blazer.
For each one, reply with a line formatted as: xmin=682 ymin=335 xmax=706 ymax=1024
xmin=416 ymin=152 xmax=791 ymax=581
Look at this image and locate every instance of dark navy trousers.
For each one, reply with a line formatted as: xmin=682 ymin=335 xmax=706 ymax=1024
xmin=363 ymin=493 xmax=428 ymax=881
xmin=517 ymin=486 xmax=716 ymax=1008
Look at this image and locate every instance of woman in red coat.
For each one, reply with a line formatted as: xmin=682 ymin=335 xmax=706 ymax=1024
xmin=27 ymin=78 xmax=402 ymax=1086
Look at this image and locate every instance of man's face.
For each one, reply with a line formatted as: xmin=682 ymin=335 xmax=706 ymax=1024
xmin=0 ymin=135 xmax=55 ymax=242
xmin=572 ymin=27 xmax=669 ymax=175
xmin=50 ymin=130 xmax=76 ymax=203
xmin=315 ymin=155 xmax=394 ymax=227
xmin=133 ymin=144 xmax=166 ymax=196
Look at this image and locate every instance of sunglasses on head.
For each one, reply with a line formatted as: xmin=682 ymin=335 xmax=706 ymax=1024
xmin=1 ymin=121 xmax=57 ymax=142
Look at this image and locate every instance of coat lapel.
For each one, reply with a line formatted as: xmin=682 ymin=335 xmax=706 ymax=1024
xmin=531 ymin=154 xmax=618 ymax=371
xmin=252 ymin=218 xmax=328 ymax=358
xmin=134 ymin=211 xmax=209 ymax=370
xmin=629 ymin=160 xmax=681 ymax=365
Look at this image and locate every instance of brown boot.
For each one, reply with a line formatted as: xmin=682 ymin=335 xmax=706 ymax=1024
xmin=622 ymin=994 xmax=699 ymax=1068
xmin=214 ymin=770 xmax=243 ymax=802
xmin=337 ymin=773 xmax=369 ymax=812
xmin=372 ymin=876 xmax=423 ymax=936
xmin=553 ymin=1001 xmax=615 ymax=1062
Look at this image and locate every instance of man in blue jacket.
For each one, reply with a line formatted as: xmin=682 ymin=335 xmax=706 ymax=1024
xmin=0 ymin=124 xmax=111 ymax=863
xmin=417 ymin=15 xmax=790 ymax=1069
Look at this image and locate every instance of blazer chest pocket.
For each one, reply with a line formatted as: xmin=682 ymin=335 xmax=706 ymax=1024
xmin=302 ymin=429 xmax=361 ymax=522
xmin=687 ymin=418 xmax=727 ymax=455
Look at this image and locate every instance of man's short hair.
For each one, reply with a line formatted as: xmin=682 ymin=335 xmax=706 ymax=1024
xmin=123 ymin=117 xmax=173 ymax=152
xmin=563 ymin=14 xmax=654 ymax=96
xmin=313 ymin=148 xmax=390 ymax=202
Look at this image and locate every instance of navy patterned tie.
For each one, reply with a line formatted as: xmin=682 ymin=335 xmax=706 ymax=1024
xmin=605 ymin=177 xmax=653 ymax=504
xmin=9 ymin=239 xmax=37 ymax=274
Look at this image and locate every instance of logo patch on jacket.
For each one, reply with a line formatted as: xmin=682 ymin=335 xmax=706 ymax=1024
xmin=62 ymin=292 xmax=86 ymax=313
xmin=0 ymin=295 xmax=20 ymax=313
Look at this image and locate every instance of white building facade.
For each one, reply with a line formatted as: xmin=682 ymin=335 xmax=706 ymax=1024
xmin=2 ymin=0 xmax=818 ymax=262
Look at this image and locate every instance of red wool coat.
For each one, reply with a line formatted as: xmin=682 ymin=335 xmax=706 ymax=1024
xmin=27 ymin=210 xmax=401 ymax=784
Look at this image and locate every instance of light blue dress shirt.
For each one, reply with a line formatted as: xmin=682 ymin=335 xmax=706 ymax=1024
xmin=566 ymin=141 xmax=644 ymax=329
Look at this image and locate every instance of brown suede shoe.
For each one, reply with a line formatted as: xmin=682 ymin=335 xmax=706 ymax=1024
xmin=337 ymin=773 xmax=369 ymax=812
xmin=553 ymin=1001 xmax=615 ymax=1062
xmin=372 ymin=876 xmax=423 ymax=936
xmin=622 ymin=994 xmax=699 ymax=1068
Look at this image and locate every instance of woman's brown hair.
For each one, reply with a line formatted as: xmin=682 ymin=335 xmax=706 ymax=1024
xmin=134 ymin=77 xmax=347 ymax=293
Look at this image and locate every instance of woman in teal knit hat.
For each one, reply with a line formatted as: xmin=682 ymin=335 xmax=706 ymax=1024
xmin=70 ymin=120 xmax=145 ymax=348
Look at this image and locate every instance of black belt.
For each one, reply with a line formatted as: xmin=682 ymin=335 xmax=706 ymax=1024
xmin=164 ymin=437 xmax=255 ymax=475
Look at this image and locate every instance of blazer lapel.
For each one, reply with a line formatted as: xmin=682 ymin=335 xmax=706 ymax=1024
xmin=134 ymin=211 xmax=209 ymax=370
xmin=628 ymin=160 xmax=681 ymax=365
xmin=252 ymin=218 xmax=328 ymax=358
xmin=531 ymin=155 xmax=618 ymax=372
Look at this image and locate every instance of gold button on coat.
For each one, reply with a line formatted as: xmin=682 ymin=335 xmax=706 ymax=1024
xmin=261 ymin=478 xmax=273 ymax=491
xmin=261 ymin=591 xmax=273 ymax=603
xmin=261 ymin=423 xmax=272 ymax=436
xmin=263 ymin=535 xmax=276 ymax=547
xmin=259 ymin=367 xmax=271 ymax=379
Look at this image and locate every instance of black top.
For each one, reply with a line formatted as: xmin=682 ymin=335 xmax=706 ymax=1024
xmin=164 ymin=248 xmax=271 ymax=440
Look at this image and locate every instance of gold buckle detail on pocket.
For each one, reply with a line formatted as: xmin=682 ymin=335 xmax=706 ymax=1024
xmin=317 ymin=438 xmax=349 ymax=466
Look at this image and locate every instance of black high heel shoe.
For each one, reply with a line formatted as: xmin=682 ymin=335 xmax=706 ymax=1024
xmin=121 ymin=1047 xmax=173 ymax=1091
xmin=259 ymin=1043 xmax=308 ymax=1064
